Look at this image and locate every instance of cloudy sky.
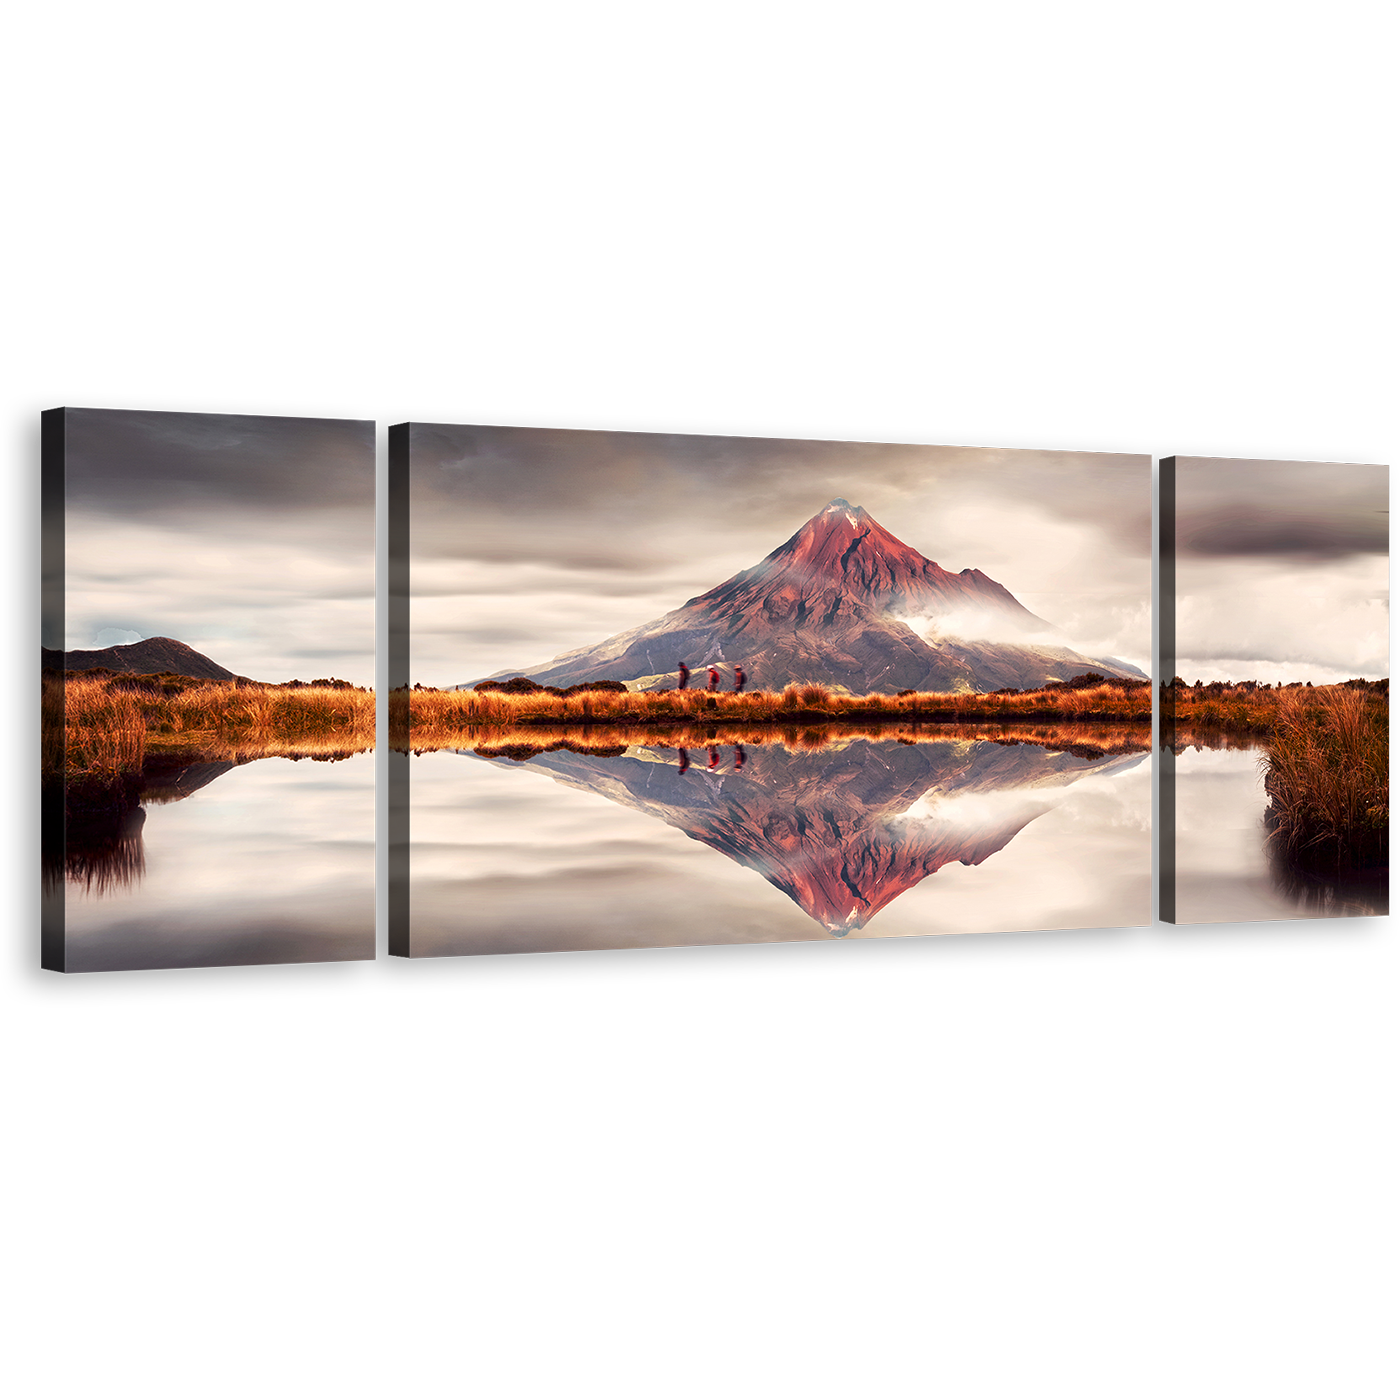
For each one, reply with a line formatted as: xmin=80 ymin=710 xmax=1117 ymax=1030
xmin=407 ymin=424 xmax=1152 ymax=686
xmin=61 ymin=408 xmax=375 ymax=685
xmin=1172 ymin=458 xmax=1389 ymax=684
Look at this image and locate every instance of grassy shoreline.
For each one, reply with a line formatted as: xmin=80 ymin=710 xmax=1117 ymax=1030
xmin=1261 ymin=687 xmax=1387 ymax=876
xmin=48 ymin=666 xmax=1390 ymax=884
xmin=1163 ymin=680 xmax=1387 ymax=880
xmin=1163 ymin=677 xmax=1387 ymax=735
xmin=47 ymin=672 xmax=375 ymax=778
xmin=394 ymin=675 xmax=1153 ymax=744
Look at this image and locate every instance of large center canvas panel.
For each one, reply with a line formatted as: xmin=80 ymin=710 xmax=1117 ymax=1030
xmin=389 ymin=425 xmax=1152 ymax=956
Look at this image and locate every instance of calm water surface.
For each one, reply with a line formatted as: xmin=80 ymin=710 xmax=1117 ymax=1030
xmin=56 ymin=752 xmax=375 ymax=972
xmin=407 ymin=733 xmax=1151 ymax=955
xmin=1172 ymin=742 xmax=1387 ymax=923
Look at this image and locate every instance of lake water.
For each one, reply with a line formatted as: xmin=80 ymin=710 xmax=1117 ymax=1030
xmin=52 ymin=751 xmax=375 ymax=972
xmin=403 ymin=731 xmax=1152 ymax=956
xmin=1170 ymin=742 xmax=1388 ymax=923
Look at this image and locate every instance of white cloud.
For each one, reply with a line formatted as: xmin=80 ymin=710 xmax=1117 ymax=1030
xmin=65 ymin=514 xmax=374 ymax=684
xmin=90 ymin=627 xmax=143 ymax=647
xmin=1175 ymin=553 xmax=1389 ymax=682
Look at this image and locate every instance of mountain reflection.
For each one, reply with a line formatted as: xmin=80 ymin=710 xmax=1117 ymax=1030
xmin=460 ymin=726 xmax=1149 ymax=933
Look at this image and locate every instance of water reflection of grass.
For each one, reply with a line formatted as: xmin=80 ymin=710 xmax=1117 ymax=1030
xmin=46 ymin=773 xmax=147 ymax=896
xmin=47 ymin=672 xmax=375 ymax=778
xmin=45 ymin=746 xmax=370 ymax=897
xmin=397 ymin=717 xmax=1152 ymax=763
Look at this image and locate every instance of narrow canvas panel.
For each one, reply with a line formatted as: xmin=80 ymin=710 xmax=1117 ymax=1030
xmin=1160 ymin=456 xmax=1389 ymax=924
xmin=41 ymin=408 xmax=376 ymax=972
xmin=389 ymin=425 xmax=1152 ymax=956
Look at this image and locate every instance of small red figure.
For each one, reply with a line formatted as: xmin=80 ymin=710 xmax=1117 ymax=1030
xmin=677 ymin=662 xmax=690 ymax=690
xmin=733 ymin=744 xmax=746 ymax=770
xmin=677 ymin=747 xmax=690 ymax=774
xmin=707 ymin=667 xmax=720 ymax=691
xmin=734 ymin=665 xmax=747 ymax=693
xmin=707 ymin=746 xmax=720 ymax=770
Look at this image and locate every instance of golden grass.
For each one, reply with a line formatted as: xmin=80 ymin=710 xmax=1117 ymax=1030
xmin=47 ymin=674 xmax=147 ymax=776
xmin=42 ymin=672 xmax=68 ymax=775
xmin=50 ymin=673 xmax=375 ymax=777
xmin=1262 ymin=687 xmax=1388 ymax=873
xmin=396 ymin=678 xmax=1152 ymax=745
xmin=1164 ymin=679 xmax=1388 ymax=735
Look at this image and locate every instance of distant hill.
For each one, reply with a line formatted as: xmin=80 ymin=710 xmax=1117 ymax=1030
xmin=470 ymin=499 xmax=1147 ymax=694
xmin=43 ymin=637 xmax=239 ymax=681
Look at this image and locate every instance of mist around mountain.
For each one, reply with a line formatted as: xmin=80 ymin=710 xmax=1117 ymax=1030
xmin=466 ymin=735 xmax=1146 ymax=934
xmin=472 ymin=500 xmax=1144 ymax=694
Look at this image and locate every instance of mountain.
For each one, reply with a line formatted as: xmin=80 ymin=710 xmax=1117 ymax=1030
xmin=43 ymin=636 xmax=238 ymax=681
xmin=467 ymin=734 xmax=1146 ymax=933
xmin=473 ymin=500 xmax=1144 ymax=694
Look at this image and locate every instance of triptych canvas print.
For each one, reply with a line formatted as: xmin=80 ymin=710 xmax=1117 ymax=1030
xmin=42 ymin=409 xmax=1389 ymax=972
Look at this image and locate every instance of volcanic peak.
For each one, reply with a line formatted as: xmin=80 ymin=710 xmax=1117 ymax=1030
xmin=819 ymin=497 xmax=865 ymax=523
xmin=470 ymin=496 xmax=1144 ymax=694
xmin=702 ymin=498 xmax=1039 ymax=629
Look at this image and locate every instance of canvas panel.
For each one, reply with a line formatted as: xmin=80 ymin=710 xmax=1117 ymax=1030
xmin=41 ymin=407 xmax=376 ymax=972
xmin=389 ymin=424 xmax=1152 ymax=956
xmin=1160 ymin=456 xmax=1389 ymax=924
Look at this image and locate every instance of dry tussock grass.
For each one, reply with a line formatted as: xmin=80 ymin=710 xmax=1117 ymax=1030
xmin=48 ymin=674 xmax=147 ymax=775
xmin=1164 ymin=679 xmax=1387 ymax=735
xmin=50 ymin=673 xmax=375 ymax=777
xmin=1263 ymin=687 xmax=1387 ymax=872
xmin=397 ymin=678 xmax=1151 ymax=745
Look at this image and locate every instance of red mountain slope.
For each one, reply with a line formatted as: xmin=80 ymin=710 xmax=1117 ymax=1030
xmin=697 ymin=499 xmax=1047 ymax=632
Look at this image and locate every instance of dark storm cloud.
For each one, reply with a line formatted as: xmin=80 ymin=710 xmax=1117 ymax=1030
xmin=64 ymin=407 xmax=374 ymax=518
xmin=1176 ymin=458 xmax=1388 ymax=560
xmin=407 ymin=422 xmax=1152 ymax=568
xmin=1173 ymin=459 xmax=1389 ymax=683
xmin=62 ymin=408 xmax=376 ymax=684
xmin=461 ymin=535 xmax=675 ymax=573
xmin=1181 ymin=512 xmax=1388 ymax=560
